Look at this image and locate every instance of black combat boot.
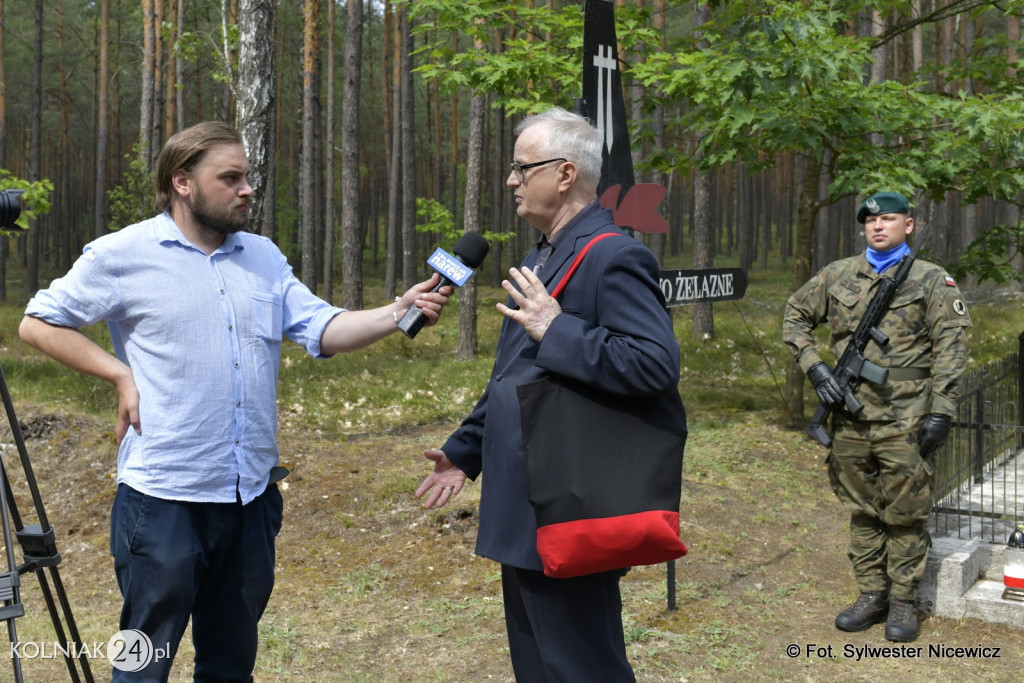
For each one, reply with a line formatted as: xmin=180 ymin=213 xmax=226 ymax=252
xmin=835 ymin=591 xmax=889 ymax=632
xmin=884 ymin=597 xmax=919 ymax=642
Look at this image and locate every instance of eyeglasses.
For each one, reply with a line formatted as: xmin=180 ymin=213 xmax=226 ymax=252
xmin=508 ymin=158 xmax=567 ymax=183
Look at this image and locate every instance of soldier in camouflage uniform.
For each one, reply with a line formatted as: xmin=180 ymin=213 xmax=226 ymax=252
xmin=782 ymin=192 xmax=971 ymax=642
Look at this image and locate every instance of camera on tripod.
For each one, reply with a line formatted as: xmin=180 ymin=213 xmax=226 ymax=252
xmin=1 ymin=188 xmax=27 ymax=231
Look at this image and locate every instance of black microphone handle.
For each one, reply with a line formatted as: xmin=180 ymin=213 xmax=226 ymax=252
xmin=397 ymin=274 xmax=454 ymax=339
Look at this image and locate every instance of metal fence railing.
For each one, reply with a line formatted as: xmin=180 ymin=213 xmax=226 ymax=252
xmin=931 ymin=333 xmax=1024 ymax=543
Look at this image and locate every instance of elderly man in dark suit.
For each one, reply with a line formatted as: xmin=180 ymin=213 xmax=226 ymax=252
xmin=416 ymin=106 xmax=681 ymax=681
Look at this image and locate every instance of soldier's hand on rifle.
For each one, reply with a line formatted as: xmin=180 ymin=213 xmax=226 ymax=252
xmin=807 ymin=362 xmax=844 ymax=407
xmin=918 ymin=413 xmax=952 ymax=457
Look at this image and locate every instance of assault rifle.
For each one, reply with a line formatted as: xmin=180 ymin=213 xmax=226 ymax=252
xmin=806 ymin=223 xmax=931 ymax=447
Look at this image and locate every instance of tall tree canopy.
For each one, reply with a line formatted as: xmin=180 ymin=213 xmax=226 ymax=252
xmin=1 ymin=0 xmax=1022 ymax=374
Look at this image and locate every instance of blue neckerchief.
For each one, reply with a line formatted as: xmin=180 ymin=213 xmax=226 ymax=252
xmin=866 ymin=242 xmax=910 ymax=274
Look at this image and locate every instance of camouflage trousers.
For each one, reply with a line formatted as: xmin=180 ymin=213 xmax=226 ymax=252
xmin=827 ymin=417 xmax=934 ymax=602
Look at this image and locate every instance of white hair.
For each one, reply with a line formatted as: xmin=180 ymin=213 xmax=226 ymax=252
xmin=515 ymin=107 xmax=603 ymax=190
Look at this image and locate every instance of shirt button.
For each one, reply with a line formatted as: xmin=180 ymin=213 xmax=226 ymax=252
xmin=228 ymin=325 xmax=234 ymax=331
xmin=220 ymin=289 xmax=225 ymax=294
xmin=235 ymin=440 xmax=240 ymax=446
xmin=234 ymin=362 xmax=240 ymax=368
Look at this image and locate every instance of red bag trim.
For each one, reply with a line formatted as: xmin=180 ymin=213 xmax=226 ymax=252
xmin=549 ymin=232 xmax=621 ymax=300
xmin=536 ymin=510 xmax=688 ymax=579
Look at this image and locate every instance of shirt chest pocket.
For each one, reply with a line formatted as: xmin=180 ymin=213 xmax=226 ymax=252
xmin=251 ymin=291 xmax=283 ymax=340
xmin=827 ymin=282 xmax=865 ymax=332
xmin=829 ymin=280 xmax=926 ymax=339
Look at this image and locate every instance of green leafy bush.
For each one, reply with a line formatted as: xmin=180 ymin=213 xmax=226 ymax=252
xmin=107 ymin=144 xmax=156 ymax=232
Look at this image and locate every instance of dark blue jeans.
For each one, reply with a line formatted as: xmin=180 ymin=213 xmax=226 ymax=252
xmin=109 ymin=483 xmax=283 ymax=682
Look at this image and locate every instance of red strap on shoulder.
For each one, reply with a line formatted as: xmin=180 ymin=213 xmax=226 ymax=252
xmin=550 ymin=232 xmax=621 ymax=300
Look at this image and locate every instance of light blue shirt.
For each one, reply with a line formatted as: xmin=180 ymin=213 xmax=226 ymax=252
xmin=25 ymin=213 xmax=344 ymax=504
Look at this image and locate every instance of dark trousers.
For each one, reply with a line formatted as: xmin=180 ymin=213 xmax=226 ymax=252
xmin=109 ymin=483 xmax=283 ymax=682
xmin=501 ymin=564 xmax=635 ymax=683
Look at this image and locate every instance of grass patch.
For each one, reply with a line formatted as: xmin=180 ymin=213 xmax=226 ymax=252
xmin=5 ymin=264 xmax=1015 ymax=435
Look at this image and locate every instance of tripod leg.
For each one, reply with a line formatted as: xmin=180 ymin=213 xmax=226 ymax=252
xmin=1 ymin=462 xmax=25 ymax=683
xmin=0 ymin=365 xmax=94 ymax=682
xmin=42 ymin=567 xmax=94 ymax=683
xmin=5 ymin=617 xmax=25 ymax=683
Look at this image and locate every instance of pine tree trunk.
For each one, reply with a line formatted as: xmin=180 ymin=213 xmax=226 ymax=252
xmin=385 ymin=3 xmax=401 ymax=299
xmin=457 ymin=94 xmax=486 ymax=360
xmin=783 ymin=153 xmax=824 ymax=423
xmin=94 ymin=0 xmax=110 ymax=239
xmin=299 ymin=0 xmax=320 ymax=289
xmin=692 ymin=168 xmax=714 ymax=339
xmin=340 ymin=0 xmax=364 ymax=309
xmin=691 ymin=2 xmax=714 ymax=339
xmin=26 ymin=0 xmax=43 ymax=295
xmin=399 ymin=6 xmax=416 ymax=290
xmin=319 ymin=0 xmax=335 ymax=302
xmin=56 ymin=0 xmax=72 ymax=272
xmin=140 ymin=0 xmax=156 ymax=166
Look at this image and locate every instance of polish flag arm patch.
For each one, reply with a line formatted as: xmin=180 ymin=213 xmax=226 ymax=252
xmin=944 ymin=275 xmax=957 ymax=287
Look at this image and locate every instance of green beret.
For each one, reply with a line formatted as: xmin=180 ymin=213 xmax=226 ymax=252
xmin=857 ymin=192 xmax=910 ymax=223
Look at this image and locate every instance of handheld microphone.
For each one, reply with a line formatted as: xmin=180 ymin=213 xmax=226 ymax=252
xmin=398 ymin=231 xmax=490 ymax=339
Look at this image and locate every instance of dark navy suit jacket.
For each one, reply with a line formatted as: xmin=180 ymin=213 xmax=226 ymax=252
xmin=442 ymin=202 xmax=681 ymax=571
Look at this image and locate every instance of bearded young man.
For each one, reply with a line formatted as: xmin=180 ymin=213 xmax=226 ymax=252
xmin=20 ymin=121 xmax=452 ymax=681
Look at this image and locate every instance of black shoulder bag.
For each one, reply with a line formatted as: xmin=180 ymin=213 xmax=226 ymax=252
xmin=517 ymin=233 xmax=688 ymax=578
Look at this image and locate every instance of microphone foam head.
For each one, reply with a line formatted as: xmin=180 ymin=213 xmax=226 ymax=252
xmin=453 ymin=232 xmax=490 ymax=268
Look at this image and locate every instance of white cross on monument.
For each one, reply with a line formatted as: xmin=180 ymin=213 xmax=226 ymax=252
xmin=593 ymin=44 xmax=617 ymax=154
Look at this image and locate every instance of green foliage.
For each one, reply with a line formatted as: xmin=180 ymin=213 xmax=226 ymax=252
xmin=635 ymin=2 xmax=879 ymax=175
xmin=0 ymin=170 xmax=53 ymax=235
xmin=631 ymin=0 xmax=1024 ymax=283
xmin=415 ymin=197 xmax=516 ymax=249
xmin=212 ymin=22 xmax=240 ymax=86
xmin=409 ymin=0 xmax=580 ymax=113
xmin=408 ymin=0 xmax=660 ymax=115
xmin=406 ymin=0 xmax=1024 ymax=288
xmin=934 ymin=93 xmax=1024 ymax=203
xmin=166 ymin=20 xmax=235 ymax=88
xmin=173 ymin=29 xmax=202 ymax=63
xmin=415 ymin=197 xmax=458 ymax=242
xmin=106 ymin=145 xmax=156 ymax=232
xmin=950 ymin=222 xmax=1024 ymax=285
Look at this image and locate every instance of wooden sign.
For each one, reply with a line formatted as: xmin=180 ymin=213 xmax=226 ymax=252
xmin=659 ymin=268 xmax=747 ymax=306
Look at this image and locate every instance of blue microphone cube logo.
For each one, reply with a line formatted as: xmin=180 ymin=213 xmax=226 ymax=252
xmin=427 ymin=248 xmax=474 ymax=286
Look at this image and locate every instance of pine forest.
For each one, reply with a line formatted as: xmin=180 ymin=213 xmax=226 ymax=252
xmin=1 ymin=0 xmax=1023 ymax=328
